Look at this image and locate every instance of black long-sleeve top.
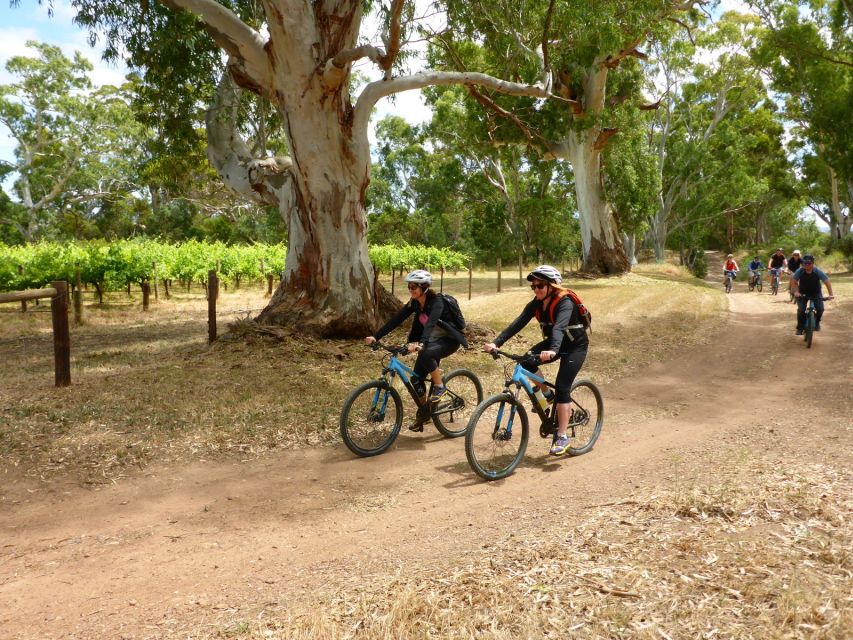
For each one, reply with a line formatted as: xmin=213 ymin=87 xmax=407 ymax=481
xmin=494 ymin=294 xmax=588 ymax=352
xmin=373 ymin=294 xmax=451 ymax=345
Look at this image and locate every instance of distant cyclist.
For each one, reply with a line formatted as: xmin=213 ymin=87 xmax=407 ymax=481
xmin=365 ymin=270 xmax=467 ymax=419
xmin=482 ymin=265 xmax=589 ymax=456
xmin=747 ymin=256 xmax=764 ymax=287
xmin=722 ymin=254 xmax=739 ymax=285
xmin=768 ymin=248 xmax=787 ymax=275
xmin=790 ymin=255 xmax=835 ymax=335
xmin=786 ymin=249 xmax=803 ymax=301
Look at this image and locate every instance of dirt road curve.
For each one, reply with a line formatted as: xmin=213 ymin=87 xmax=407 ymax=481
xmin=2 ymin=287 xmax=851 ymax=638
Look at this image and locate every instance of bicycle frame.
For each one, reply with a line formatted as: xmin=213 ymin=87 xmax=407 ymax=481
xmin=492 ymin=353 xmax=556 ymax=438
xmin=375 ymin=348 xmax=425 ymax=408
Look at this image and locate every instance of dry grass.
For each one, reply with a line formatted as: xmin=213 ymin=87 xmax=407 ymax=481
xmin=0 ymin=270 xmax=724 ymax=487
xmin=192 ymin=450 xmax=852 ymax=639
xmin=5 ymin=268 xmax=852 ymax=489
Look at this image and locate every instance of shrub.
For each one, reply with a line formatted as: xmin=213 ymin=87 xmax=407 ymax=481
xmin=687 ymin=248 xmax=708 ymax=279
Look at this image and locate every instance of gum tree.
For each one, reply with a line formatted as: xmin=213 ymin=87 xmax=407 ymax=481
xmin=434 ymin=0 xmax=708 ymax=273
xmin=43 ymin=0 xmax=558 ymax=336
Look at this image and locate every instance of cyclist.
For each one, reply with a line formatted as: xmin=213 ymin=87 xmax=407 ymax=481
xmin=786 ymin=249 xmax=803 ymax=301
xmin=482 ymin=265 xmax=589 ymax=456
xmin=364 ymin=270 xmax=467 ymax=424
xmin=790 ymin=255 xmax=835 ymax=335
xmin=768 ymin=247 xmax=787 ymax=276
xmin=747 ymin=255 xmax=764 ymax=287
xmin=722 ymin=254 xmax=739 ymax=285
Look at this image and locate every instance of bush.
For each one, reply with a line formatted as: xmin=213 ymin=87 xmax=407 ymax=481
xmin=687 ymin=248 xmax=707 ymax=279
xmin=823 ymin=234 xmax=853 ymax=269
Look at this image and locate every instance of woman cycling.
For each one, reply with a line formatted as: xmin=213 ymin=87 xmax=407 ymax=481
xmin=722 ymin=254 xmax=739 ymax=285
xmin=365 ymin=270 xmax=467 ymax=428
xmin=483 ymin=265 xmax=589 ymax=456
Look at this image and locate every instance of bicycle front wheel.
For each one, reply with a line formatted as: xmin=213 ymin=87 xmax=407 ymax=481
xmin=567 ymin=380 xmax=604 ymax=456
xmin=725 ymin=278 xmax=732 ymax=293
xmin=756 ymin=279 xmax=763 ymax=293
xmin=805 ymin=312 xmax=815 ymax=348
xmin=340 ymin=381 xmax=403 ymax=457
xmin=432 ymin=369 xmax=484 ymax=438
xmin=465 ymin=394 xmax=529 ymax=481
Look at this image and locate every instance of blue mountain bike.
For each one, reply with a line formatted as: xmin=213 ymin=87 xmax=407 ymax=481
xmin=340 ymin=342 xmax=483 ymax=457
xmin=465 ymin=350 xmax=603 ymax=481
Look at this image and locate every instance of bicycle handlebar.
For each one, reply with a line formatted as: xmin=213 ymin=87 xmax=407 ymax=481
xmin=371 ymin=340 xmax=410 ymax=356
xmin=487 ymin=348 xmax=543 ymax=367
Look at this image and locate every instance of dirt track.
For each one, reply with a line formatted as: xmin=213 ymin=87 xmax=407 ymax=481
xmin=2 ymin=285 xmax=851 ymax=638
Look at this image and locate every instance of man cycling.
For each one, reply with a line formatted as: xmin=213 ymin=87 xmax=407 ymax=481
xmin=767 ymin=248 xmax=787 ymax=295
xmin=747 ymin=256 xmax=764 ymax=288
xmin=786 ymin=249 xmax=803 ymax=301
xmin=790 ymin=255 xmax=835 ymax=335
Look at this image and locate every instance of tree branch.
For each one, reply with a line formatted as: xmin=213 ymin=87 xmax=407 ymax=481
xmin=354 ymin=71 xmax=555 ymax=137
xmin=378 ymin=0 xmax=405 ymax=74
xmin=160 ymin=0 xmax=270 ymax=90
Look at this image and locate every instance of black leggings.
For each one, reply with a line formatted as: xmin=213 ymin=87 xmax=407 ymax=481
xmin=523 ymin=345 xmax=588 ymax=403
xmin=413 ymin=338 xmax=460 ymax=379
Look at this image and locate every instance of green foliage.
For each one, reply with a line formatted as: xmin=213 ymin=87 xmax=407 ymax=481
xmin=824 ymin=234 xmax=853 ymax=268
xmin=0 ymin=240 xmax=287 ymax=293
xmin=368 ymin=244 xmax=470 ymax=273
xmin=686 ymin=248 xmax=708 ymax=279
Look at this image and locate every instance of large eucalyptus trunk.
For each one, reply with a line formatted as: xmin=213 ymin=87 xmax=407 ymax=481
xmin=169 ymin=0 xmax=553 ymax=336
xmin=566 ymin=130 xmax=630 ymax=274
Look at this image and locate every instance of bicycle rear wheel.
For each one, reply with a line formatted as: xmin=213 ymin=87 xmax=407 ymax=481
xmin=340 ymin=381 xmax=403 ymax=457
xmin=432 ymin=369 xmax=484 ymax=437
xmin=465 ymin=394 xmax=529 ymax=481
xmin=567 ymin=380 xmax=604 ymax=456
xmin=805 ymin=312 xmax=814 ymax=348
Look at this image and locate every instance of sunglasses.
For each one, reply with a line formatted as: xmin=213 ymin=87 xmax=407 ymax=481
xmin=803 ymin=261 xmax=814 ymax=265
xmin=530 ymin=282 xmax=548 ymax=290
xmin=407 ymin=283 xmax=422 ymax=290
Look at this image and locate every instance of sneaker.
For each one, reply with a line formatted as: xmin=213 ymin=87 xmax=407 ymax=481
xmin=429 ymin=385 xmax=447 ymax=403
xmin=408 ymin=421 xmax=425 ymax=432
xmin=550 ymin=434 xmax=571 ymax=456
xmin=815 ymin=325 xmax=821 ymax=332
xmin=795 ymin=329 xmax=804 ymax=336
xmin=543 ymin=389 xmax=555 ymax=404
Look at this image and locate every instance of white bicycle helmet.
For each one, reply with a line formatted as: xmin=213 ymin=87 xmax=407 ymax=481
xmin=526 ymin=264 xmax=562 ymax=285
xmin=405 ymin=269 xmax=433 ymax=285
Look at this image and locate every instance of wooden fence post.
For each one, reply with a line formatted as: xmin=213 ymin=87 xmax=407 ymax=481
xmin=468 ymin=260 xmax=473 ymax=300
xmin=391 ymin=268 xmax=395 ymax=295
xmin=18 ymin=266 xmax=26 ymax=312
xmin=208 ymin=270 xmax=218 ymax=344
xmin=497 ymin=258 xmax=502 ymax=293
xmin=518 ymin=253 xmax=523 ymax=287
xmin=73 ymin=268 xmax=83 ymax=324
xmin=152 ymin=262 xmax=159 ymax=301
xmin=142 ymin=281 xmax=150 ymax=311
xmin=51 ymin=281 xmax=71 ymax=387
xmin=440 ymin=266 xmax=445 ymax=293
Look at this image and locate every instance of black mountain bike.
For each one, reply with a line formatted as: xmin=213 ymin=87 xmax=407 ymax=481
xmin=465 ymin=350 xmax=603 ymax=481
xmin=800 ymin=296 xmax=829 ymax=349
xmin=340 ymin=342 xmax=483 ymax=457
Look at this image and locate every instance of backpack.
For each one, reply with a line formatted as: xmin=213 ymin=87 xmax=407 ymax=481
xmin=535 ymin=289 xmax=592 ymax=332
xmin=438 ymin=293 xmax=466 ymax=331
